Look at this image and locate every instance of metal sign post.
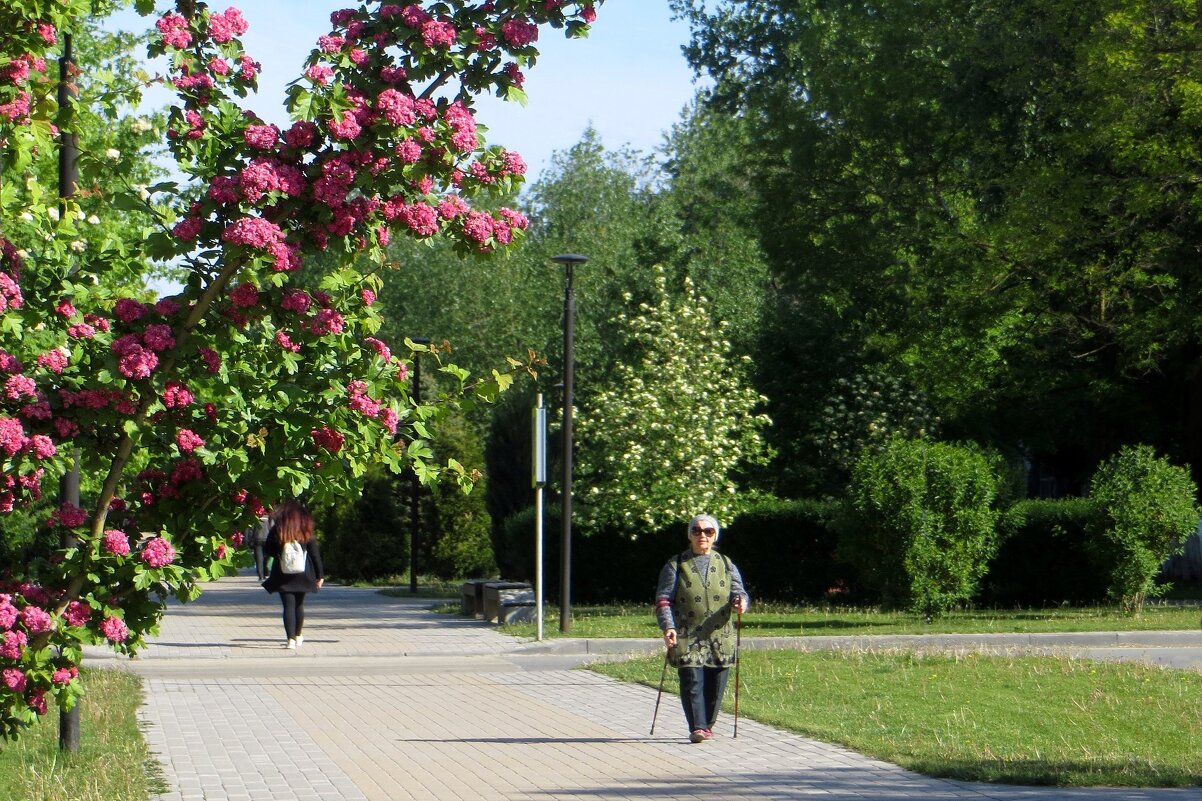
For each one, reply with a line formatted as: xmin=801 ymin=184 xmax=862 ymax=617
xmin=532 ymin=393 xmax=547 ymax=641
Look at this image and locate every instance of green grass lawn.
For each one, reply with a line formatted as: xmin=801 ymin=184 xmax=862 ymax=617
xmin=498 ymin=601 xmax=1202 ymax=638
xmin=0 ymin=668 xmax=164 ymax=801
xmin=592 ymin=649 xmax=1202 ymax=787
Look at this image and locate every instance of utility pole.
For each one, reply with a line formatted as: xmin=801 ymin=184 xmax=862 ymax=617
xmin=550 ymin=254 xmax=587 ymax=632
xmin=57 ymin=31 xmax=81 ymax=754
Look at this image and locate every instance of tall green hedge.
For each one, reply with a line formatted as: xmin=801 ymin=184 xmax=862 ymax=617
xmin=495 ymin=496 xmax=848 ymax=604
xmin=981 ymin=498 xmax=1106 ymax=606
xmin=717 ymin=497 xmax=848 ymax=602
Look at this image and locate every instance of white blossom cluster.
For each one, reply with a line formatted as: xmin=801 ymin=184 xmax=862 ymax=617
xmin=814 ymin=371 xmax=938 ymax=471
xmin=575 ymin=269 xmax=771 ymax=537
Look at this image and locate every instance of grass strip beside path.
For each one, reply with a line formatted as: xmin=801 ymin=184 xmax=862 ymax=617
xmin=591 ymin=649 xmax=1202 ymax=787
xmin=499 ymin=602 xmax=1202 ymax=639
xmin=0 ymin=668 xmax=163 ymax=801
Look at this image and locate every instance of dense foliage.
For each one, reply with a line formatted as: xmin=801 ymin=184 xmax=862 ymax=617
xmin=670 ymin=0 xmax=1202 ymax=493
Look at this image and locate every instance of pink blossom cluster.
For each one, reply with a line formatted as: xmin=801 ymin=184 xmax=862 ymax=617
xmin=243 ymin=123 xmax=279 ymax=150
xmin=111 ymin=333 xmax=160 ymax=380
xmin=163 ymin=381 xmax=194 ymax=409
xmin=347 ymin=380 xmax=381 ymax=418
xmin=207 ymin=8 xmax=249 ymax=43
xmin=229 ymin=282 xmax=260 ymax=308
xmin=276 ymin=331 xmax=301 ymax=352
xmin=0 ymin=50 xmax=44 ymax=123
xmin=60 ymin=387 xmax=133 ymax=413
xmin=306 ymin=64 xmax=334 ymax=85
xmin=156 ymin=13 xmax=193 ymax=49
xmin=0 ymin=630 xmax=27 ymax=660
xmin=62 ymin=600 xmax=92 ymax=627
xmin=177 ymin=429 xmax=205 ymax=454
xmin=2 ymin=667 xmax=26 ymax=693
xmin=52 ymin=665 xmax=79 ymax=686
xmin=309 ymin=308 xmax=345 ymax=336
xmin=135 ymin=457 xmax=206 ymax=508
xmin=36 ymin=347 xmax=69 ymax=374
xmin=0 ymin=595 xmax=16 ymax=630
xmin=102 ymin=528 xmax=131 ymax=555
xmin=49 ymin=501 xmax=88 ymax=529
xmin=502 ymin=19 xmax=539 ymax=47
xmin=422 ymin=19 xmax=458 ymax=49
xmin=311 ymin=426 xmax=345 ymax=453
xmin=115 ymin=298 xmax=148 ymax=323
xmin=99 ymin=617 xmax=129 ymax=643
xmin=281 ymin=289 xmax=313 ymax=314
xmin=20 ymin=605 xmax=51 ymax=634
xmin=240 ymin=157 xmax=305 ymax=203
xmin=0 ymin=270 xmax=24 ymax=312
xmin=443 ymin=101 xmax=478 ymax=152
xmin=363 ymin=337 xmax=391 ymax=362
xmin=140 ymin=537 xmax=177 ymax=568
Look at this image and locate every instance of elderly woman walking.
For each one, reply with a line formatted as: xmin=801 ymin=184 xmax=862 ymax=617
xmin=655 ymin=514 xmax=750 ymax=743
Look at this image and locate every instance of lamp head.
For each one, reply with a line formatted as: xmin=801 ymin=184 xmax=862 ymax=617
xmin=550 ymin=253 xmax=589 ymax=266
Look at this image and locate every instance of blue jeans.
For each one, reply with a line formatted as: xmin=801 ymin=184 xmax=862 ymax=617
xmin=678 ymin=666 xmax=729 ymax=732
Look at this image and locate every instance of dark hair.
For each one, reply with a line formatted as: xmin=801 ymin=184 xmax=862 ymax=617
xmin=273 ymin=500 xmax=314 ymax=545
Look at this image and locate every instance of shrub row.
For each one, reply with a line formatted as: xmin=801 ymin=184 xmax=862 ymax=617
xmin=493 ymin=494 xmax=1189 ymax=607
xmin=494 ymin=497 xmax=851 ymax=604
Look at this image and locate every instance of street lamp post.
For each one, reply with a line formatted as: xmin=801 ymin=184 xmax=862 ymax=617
xmin=551 ymin=254 xmax=587 ymax=633
xmin=58 ymin=32 xmax=81 ymax=755
xmin=408 ymin=337 xmax=430 ymax=595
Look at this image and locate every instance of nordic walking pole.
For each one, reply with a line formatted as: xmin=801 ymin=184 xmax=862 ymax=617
xmin=733 ymin=608 xmax=743 ymax=739
xmin=649 ymin=648 xmax=670 ymax=735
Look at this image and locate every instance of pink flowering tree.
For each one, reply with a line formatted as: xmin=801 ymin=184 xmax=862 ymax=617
xmin=0 ymin=0 xmax=600 ymax=738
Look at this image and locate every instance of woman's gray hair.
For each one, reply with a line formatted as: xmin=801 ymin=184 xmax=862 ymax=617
xmin=688 ymin=514 xmax=720 ymax=541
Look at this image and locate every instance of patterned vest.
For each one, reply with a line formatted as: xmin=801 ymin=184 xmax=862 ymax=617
xmin=670 ymin=550 xmax=737 ymax=668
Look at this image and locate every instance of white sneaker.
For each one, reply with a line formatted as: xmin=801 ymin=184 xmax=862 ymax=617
xmin=285 ymin=639 xmax=296 ymax=650
xmin=295 ymin=635 xmax=304 ymax=647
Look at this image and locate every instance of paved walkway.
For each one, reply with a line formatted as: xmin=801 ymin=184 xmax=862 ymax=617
xmin=84 ymin=573 xmax=1202 ymax=801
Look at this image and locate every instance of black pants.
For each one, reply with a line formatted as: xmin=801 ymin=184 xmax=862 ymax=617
xmin=678 ymin=666 xmax=730 ymax=732
xmin=252 ymin=543 xmax=267 ymax=581
xmin=280 ymin=591 xmax=307 ymax=640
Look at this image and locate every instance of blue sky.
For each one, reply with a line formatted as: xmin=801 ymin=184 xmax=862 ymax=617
xmin=107 ymin=1 xmax=702 ymax=180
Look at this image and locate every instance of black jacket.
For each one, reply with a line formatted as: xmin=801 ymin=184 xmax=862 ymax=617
xmin=261 ymin=529 xmax=324 ymax=594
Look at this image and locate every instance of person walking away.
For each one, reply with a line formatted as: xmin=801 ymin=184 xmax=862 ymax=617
xmin=655 ymin=514 xmax=749 ymax=743
xmin=261 ymin=500 xmax=324 ymax=649
xmin=248 ymin=513 xmax=271 ymax=582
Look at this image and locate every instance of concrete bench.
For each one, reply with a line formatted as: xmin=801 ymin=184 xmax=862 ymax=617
xmin=459 ymin=579 xmax=493 ymax=617
xmin=481 ymin=582 xmax=532 ymax=624
xmin=497 ymin=589 xmax=536 ymax=625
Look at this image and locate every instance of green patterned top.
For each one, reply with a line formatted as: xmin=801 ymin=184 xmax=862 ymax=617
xmin=667 ymin=550 xmax=739 ymax=667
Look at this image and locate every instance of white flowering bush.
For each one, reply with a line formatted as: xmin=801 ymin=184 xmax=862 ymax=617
xmin=814 ymin=370 xmax=939 ymax=472
xmin=575 ymin=268 xmax=770 ymax=535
